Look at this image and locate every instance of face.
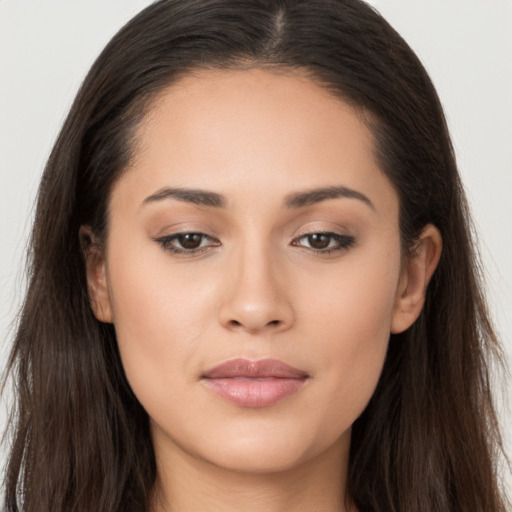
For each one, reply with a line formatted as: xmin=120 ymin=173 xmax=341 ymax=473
xmin=86 ymin=68 xmax=436 ymax=475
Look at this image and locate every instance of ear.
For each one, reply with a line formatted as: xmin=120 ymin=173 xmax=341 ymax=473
xmin=79 ymin=225 xmax=114 ymax=323
xmin=391 ymin=224 xmax=442 ymax=334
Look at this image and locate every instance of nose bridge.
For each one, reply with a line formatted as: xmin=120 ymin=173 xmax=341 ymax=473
xmin=219 ymin=235 xmax=293 ymax=333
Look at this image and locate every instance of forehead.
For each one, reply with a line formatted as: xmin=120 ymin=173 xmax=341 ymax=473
xmin=115 ymin=68 xmax=397 ymax=217
xmin=137 ymin=67 xmax=371 ymax=156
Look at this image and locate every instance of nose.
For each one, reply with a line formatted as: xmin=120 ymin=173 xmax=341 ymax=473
xmin=218 ymin=244 xmax=294 ymax=335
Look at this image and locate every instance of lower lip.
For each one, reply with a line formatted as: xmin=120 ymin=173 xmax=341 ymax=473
xmin=202 ymin=377 xmax=307 ymax=408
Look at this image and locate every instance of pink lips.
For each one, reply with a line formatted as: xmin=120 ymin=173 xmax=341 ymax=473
xmin=201 ymin=358 xmax=309 ymax=408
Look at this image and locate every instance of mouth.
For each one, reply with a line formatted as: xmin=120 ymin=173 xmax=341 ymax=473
xmin=201 ymin=358 xmax=309 ymax=408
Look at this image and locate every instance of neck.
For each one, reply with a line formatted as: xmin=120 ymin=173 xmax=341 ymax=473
xmin=150 ymin=432 xmax=354 ymax=512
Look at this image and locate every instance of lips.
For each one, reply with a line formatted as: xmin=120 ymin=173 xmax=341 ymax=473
xmin=201 ymin=358 xmax=309 ymax=408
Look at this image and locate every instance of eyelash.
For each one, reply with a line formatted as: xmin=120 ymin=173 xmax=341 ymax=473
xmin=291 ymin=232 xmax=356 ymax=254
xmin=154 ymin=233 xmax=220 ymax=255
xmin=154 ymin=232 xmax=356 ymax=256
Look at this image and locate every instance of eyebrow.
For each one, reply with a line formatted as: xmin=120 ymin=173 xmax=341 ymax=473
xmin=142 ymin=187 xmax=226 ymax=208
xmin=142 ymin=185 xmax=374 ymax=210
xmin=285 ymin=186 xmax=375 ymax=210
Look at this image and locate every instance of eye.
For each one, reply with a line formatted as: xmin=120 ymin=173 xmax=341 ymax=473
xmin=292 ymin=232 xmax=355 ymax=253
xmin=154 ymin=232 xmax=220 ymax=255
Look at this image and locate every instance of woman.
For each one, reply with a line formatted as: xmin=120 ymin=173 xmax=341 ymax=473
xmin=2 ymin=0 xmax=509 ymax=510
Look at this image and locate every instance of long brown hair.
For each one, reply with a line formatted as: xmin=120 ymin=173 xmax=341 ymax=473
xmin=3 ymin=1 xmax=509 ymax=510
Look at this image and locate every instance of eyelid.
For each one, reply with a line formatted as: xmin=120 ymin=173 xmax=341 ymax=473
xmin=289 ymin=221 xmax=357 ymax=255
xmin=152 ymin=220 xmax=217 ymax=238
xmin=291 ymin=232 xmax=356 ymax=252
xmin=289 ymin=219 xmax=353 ymax=237
xmin=153 ymin=231 xmax=221 ymax=256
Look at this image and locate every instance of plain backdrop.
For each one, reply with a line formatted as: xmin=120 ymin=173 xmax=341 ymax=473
xmin=1 ymin=0 xmax=511 ymax=491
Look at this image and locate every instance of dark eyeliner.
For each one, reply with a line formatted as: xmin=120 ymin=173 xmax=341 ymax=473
xmin=153 ymin=232 xmax=219 ymax=255
xmin=292 ymin=232 xmax=356 ymax=254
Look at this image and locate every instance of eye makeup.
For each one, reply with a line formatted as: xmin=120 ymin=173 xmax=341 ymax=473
xmin=153 ymin=229 xmax=356 ymax=258
xmin=154 ymin=232 xmax=221 ymax=255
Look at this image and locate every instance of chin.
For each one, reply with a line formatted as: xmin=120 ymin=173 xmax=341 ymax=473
xmin=209 ymin=438 xmax=309 ymax=474
xmin=182 ymin=420 xmax=350 ymax=475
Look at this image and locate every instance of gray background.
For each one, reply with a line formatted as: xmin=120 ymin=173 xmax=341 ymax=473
xmin=1 ymin=0 xmax=511 ymax=492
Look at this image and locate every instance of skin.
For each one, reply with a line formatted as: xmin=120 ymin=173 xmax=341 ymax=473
xmin=85 ymin=68 xmax=441 ymax=512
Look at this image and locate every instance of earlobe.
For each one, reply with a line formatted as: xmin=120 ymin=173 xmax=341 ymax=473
xmin=79 ymin=226 xmax=114 ymax=323
xmin=391 ymin=224 xmax=442 ymax=334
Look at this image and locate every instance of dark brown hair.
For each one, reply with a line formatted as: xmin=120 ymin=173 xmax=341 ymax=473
xmin=3 ymin=1 xmax=509 ymax=510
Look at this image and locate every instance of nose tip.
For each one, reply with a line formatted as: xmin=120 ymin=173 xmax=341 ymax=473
xmin=218 ymin=255 xmax=294 ymax=335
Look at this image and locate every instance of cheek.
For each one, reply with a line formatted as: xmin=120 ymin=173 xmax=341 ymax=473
xmin=312 ymin=261 xmax=397 ymax=352
xmin=105 ymin=241 xmax=217 ymax=403
xmin=298 ymin=244 xmax=400 ymax=432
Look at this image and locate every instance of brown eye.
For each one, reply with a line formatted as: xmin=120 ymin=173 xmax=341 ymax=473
xmin=292 ymin=232 xmax=356 ymax=253
xmin=155 ymin=232 xmax=220 ymax=255
xmin=178 ymin=233 xmax=203 ymax=249
xmin=307 ymin=233 xmax=331 ymax=250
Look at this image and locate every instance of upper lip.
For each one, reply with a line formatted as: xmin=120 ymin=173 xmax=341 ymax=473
xmin=202 ymin=358 xmax=309 ymax=379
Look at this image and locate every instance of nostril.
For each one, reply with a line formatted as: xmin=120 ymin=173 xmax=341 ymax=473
xmin=226 ymin=318 xmax=282 ymax=331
